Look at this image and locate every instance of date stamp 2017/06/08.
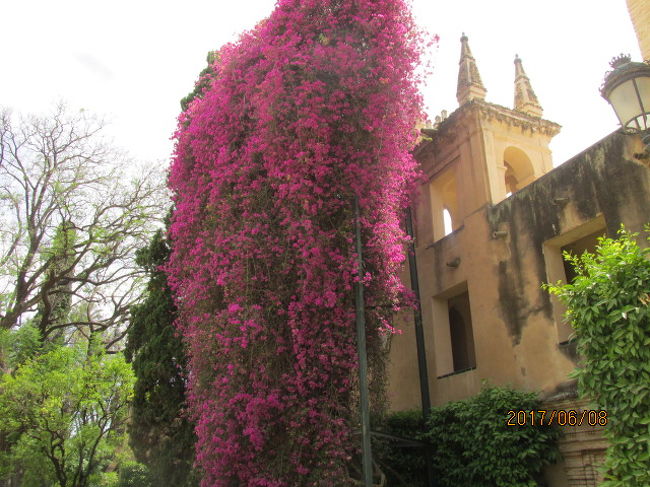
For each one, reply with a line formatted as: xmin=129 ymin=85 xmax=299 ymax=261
xmin=506 ymin=409 xmax=608 ymax=427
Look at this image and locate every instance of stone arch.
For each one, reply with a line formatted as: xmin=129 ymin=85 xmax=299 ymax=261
xmin=503 ymin=146 xmax=534 ymax=194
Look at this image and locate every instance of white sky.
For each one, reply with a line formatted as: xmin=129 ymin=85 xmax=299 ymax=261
xmin=0 ymin=0 xmax=641 ymax=167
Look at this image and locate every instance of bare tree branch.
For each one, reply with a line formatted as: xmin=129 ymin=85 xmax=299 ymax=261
xmin=0 ymin=104 xmax=167 ymax=347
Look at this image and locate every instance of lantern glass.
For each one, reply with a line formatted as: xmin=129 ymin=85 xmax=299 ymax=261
xmin=636 ymin=76 xmax=650 ymax=131
xmin=609 ymin=79 xmax=641 ymax=130
xmin=607 ymin=74 xmax=650 ymax=132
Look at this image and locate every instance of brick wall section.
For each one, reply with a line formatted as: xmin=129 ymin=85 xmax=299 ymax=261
xmin=627 ymin=0 xmax=650 ymax=60
xmin=543 ymin=396 xmax=608 ymax=487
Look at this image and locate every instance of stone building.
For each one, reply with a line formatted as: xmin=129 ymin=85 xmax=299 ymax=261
xmin=386 ymin=33 xmax=650 ymax=486
xmin=627 ymin=0 xmax=650 ymax=61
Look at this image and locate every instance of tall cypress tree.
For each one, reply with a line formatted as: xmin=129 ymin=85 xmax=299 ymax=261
xmin=125 ymin=230 xmax=197 ymax=486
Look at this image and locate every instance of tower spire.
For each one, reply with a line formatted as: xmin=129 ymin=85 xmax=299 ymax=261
xmin=513 ymin=55 xmax=543 ymax=117
xmin=456 ymin=33 xmax=487 ymax=106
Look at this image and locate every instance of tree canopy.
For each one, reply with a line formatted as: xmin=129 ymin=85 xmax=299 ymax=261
xmin=0 ymin=103 xmax=167 ymax=486
xmin=0 ymin=341 xmax=135 ymax=487
xmin=0 ymin=105 xmax=166 ymax=348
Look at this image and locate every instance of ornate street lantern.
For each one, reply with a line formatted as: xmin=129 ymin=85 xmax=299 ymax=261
xmin=601 ymin=54 xmax=650 ymax=134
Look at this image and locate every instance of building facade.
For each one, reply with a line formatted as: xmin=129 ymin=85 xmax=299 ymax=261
xmin=387 ymin=35 xmax=650 ymax=487
xmin=627 ymin=0 xmax=650 ymax=61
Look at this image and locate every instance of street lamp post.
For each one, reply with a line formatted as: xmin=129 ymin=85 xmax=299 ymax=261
xmin=601 ymin=54 xmax=650 ymax=157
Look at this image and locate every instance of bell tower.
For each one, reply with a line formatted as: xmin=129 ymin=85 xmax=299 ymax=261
xmin=416 ymin=36 xmax=561 ymax=243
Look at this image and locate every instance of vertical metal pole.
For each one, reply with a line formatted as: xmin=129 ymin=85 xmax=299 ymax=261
xmin=354 ymin=195 xmax=373 ymax=487
xmin=405 ymin=207 xmax=437 ymax=487
xmin=405 ymin=207 xmax=431 ymax=415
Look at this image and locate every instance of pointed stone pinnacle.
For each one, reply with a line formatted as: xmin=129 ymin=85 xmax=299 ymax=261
xmin=513 ymin=55 xmax=543 ymax=117
xmin=457 ymin=34 xmax=487 ymax=106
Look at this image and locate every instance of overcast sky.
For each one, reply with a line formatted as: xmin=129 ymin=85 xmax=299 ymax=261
xmin=1 ymin=0 xmax=641 ymax=166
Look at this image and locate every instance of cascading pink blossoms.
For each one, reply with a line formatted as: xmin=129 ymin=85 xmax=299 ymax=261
xmin=166 ymin=0 xmax=426 ymax=485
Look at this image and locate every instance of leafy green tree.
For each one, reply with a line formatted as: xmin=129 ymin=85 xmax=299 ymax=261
xmin=117 ymin=462 xmax=151 ymax=487
xmin=0 ymin=434 xmax=56 ymax=487
xmin=0 ymin=105 xmax=165 ymax=348
xmin=124 ymin=230 xmax=197 ymax=486
xmin=546 ymin=228 xmax=650 ymax=486
xmin=93 ymin=471 xmax=119 ymax=487
xmin=0 ymin=342 xmax=135 ymax=487
xmin=0 ymin=321 xmax=42 ymax=374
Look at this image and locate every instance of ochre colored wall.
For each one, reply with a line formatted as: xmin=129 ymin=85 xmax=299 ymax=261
xmin=388 ymin=134 xmax=649 ymax=486
xmin=627 ymin=0 xmax=650 ymax=60
xmin=387 ymin=131 xmax=650 ymax=411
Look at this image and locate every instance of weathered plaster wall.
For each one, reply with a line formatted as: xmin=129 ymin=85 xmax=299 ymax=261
xmin=387 ymin=131 xmax=650 ymax=411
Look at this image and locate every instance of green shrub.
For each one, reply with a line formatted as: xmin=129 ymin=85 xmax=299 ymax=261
xmin=118 ymin=462 xmax=152 ymax=487
xmin=377 ymin=386 xmax=560 ymax=487
xmin=92 ymin=471 xmax=119 ymax=487
xmin=425 ymin=386 xmax=561 ymax=487
xmin=545 ymin=228 xmax=650 ymax=486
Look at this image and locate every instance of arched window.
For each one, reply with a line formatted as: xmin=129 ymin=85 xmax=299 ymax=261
xmin=443 ymin=208 xmax=453 ymax=236
xmin=429 ymin=167 xmax=459 ymax=241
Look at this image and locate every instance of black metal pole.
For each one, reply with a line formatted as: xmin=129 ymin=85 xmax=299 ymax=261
xmin=405 ymin=207 xmax=431 ymax=415
xmin=405 ymin=207 xmax=436 ymax=487
xmin=354 ymin=195 xmax=373 ymax=487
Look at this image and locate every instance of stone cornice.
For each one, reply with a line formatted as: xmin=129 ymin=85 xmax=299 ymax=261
xmin=474 ymin=100 xmax=561 ymax=137
xmin=414 ymin=99 xmax=561 ymax=158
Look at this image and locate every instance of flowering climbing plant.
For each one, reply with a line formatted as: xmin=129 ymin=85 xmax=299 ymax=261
xmin=166 ymin=0 xmax=427 ymax=485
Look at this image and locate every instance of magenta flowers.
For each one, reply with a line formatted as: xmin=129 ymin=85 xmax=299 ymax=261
xmin=166 ymin=1 xmax=425 ymax=485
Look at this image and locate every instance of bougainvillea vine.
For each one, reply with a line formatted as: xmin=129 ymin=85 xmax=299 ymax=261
xmin=166 ymin=0 xmax=427 ymax=485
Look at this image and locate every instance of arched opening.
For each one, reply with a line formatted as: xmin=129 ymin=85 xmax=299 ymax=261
xmin=504 ymin=162 xmax=518 ymax=196
xmin=503 ymin=146 xmax=534 ymax=196
xmin=443 ymin=208 xmax=453 ymax=236
xmin=429 ymin=167 xmax=460 ymax=241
